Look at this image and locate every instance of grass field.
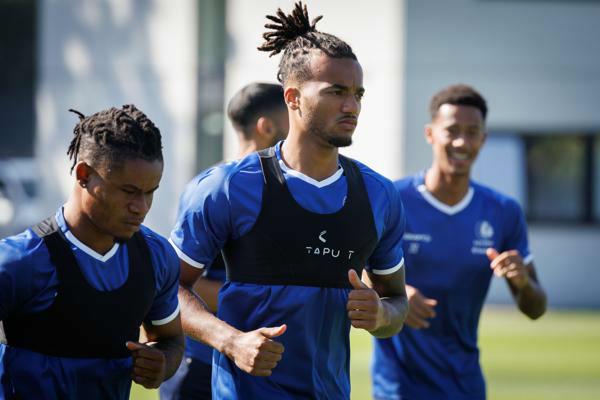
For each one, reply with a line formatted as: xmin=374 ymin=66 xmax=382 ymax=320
xmin=131 ymin=306 xmax=600 ymax=399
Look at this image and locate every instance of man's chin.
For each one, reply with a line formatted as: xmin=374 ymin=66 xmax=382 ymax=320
xmin=114 ymin=235 xmax=133 ymax=243
xmin=326 ymin=136 xmax=353 ymax=148
xmin=114 ymin=227 xmax=139 ymax=242
xmin=447 ymin=167 xmax=471 ymax=177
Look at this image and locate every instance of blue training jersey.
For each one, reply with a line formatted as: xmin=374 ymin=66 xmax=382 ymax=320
xmin=0 ymin=208 xmax=180 ymax=400
xmin=372 ymin=173 xmax=532 ymax=400
xmin=170 ymin=141 xmax=405 ymax=400
xmin=174 ymin=162 xmax=232 ymax=366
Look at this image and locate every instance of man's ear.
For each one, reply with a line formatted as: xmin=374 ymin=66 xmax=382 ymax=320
xmin=424 ymin=124 xmax=434 ymax=145
xmin=256 ymin=116 xmax=274 ymax=139
xmin=74 ymin=161 xmax=92 ymax=188
xmin=284 ymin=86 xmax=300 ymax=111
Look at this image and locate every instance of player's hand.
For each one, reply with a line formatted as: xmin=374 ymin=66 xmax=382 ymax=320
xmin=405 ymin=285 xmax=437 ymax=329
xmin=225 ymin=325 xmax=286 ymax=377
xmin=486 ymin=248 xmax=529 ymax=290
xmin=346 ymin=269 xmax=387 ymax=332
xmin=126 ymin=341 xmax=167 ymax=389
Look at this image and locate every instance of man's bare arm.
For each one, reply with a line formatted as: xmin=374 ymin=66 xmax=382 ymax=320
xmin=127 ymin=315 xmax=184 ymax=388
xmin=487 ymin=249 xmax=547 ymax=319
xmin=192 ymin=276 xmax=222 ymax=313
xmin=347 ymin=267 xmax=409 ymax=338
xmin=179 ymin=260 xmax=286 ymax=376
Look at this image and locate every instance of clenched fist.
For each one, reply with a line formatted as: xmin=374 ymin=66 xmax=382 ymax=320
xmin=346 ymin=269 xmax=388 ymax=332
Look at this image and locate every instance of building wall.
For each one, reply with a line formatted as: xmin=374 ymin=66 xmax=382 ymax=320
xmin=405 ymin=0 xmax=600 ymax=307
xmin=36 ymin=0 xmax=199 ymax=237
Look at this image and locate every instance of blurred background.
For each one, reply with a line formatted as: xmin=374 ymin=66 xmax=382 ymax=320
xmin=1 ymin=0 xmax=599 ymax=398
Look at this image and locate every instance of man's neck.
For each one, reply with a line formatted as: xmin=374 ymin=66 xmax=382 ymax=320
xmin=237 ymin=138 xmax=260 ymax=159
xmin=280 ymin=133 xmax=339 ymax=181
xmin=63 ymin=196 xmax=115 ymax=255
xmin=424 ymin=166 xmax=471 ymax=206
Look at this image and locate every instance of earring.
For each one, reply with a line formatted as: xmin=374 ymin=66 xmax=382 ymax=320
xmin=79 ymin=181 xmax=87 ymax=188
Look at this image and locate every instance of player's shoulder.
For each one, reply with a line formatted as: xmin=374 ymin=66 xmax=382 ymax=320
xmin=471 ymin=180 xmax=522 ymax=212
xmin=185 ymin=159 xmax=245 ymax=190
xmin=349 ymin=157 xmax=396 ymax=195
xmin=137 ymin=226 xmax=179 ymax=266
xmin=393 ymin=174 xmax=420 ymax=194
xmin=228 ymin=152 xmax=262 ymax=178
xmin=0 ymin=228 xmax=47 ymax=269
xmin=203 ymin=154 xmax=262 ymax=186
xmin=180 ymin=155 xmax=262 ymax=203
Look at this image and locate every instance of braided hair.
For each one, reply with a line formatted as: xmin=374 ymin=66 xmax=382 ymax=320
xmin=66 ymin=104 xmax=163 ymax=173
xmin=258 ymin=2 xmax=357 ymax=85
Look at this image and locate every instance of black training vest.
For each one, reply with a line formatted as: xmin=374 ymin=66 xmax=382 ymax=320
xmin=222 ymin=147 xmax=378 ymax=288
xmin=3 ymin=217 xmax=156 ymax=358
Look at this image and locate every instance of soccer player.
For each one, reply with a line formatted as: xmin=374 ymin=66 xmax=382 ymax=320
xmin=371 ymin=84 xmax=547 ymax=400
xmin=0 ymin=105 xmax=184 ymax=399
xmin=171 ymin=2 xmax=408 ymax=399
xmin=160 ymin=82 xmax=289 ymax=400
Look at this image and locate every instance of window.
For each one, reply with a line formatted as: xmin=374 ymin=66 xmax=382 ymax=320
xmin=525 ymin=134 xmax=590 ymax=222
xmin=0 ymin=0 xmax=37 ymax=157
xmin=594 ymin=139 xmax=600 ymax=221
xmin=475 ymin=132 xmax=599 ymax=224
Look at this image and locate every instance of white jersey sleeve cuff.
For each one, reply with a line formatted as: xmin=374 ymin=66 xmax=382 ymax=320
xmin=370 ymin=258 xmax=404 ymax=275
xmin=523 ymin=253 xmax=534 ymax=265
xmin=168 ymin=238 xmax=205 ymax=269
xmin=151 ymin=304 xmax=180 ymax=326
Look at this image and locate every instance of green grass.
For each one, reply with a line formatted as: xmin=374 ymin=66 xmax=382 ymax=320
xmin=131 ymin=307 xmax=600 ymax=399
xmin=479 ymin=307 xmax=600 ymax=400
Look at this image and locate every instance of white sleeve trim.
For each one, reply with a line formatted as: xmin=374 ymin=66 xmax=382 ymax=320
xmin=168 ymin=238 xmax=205 ymax=269
xmin=151 ymin=303 xmax=180 ymax=326
xmin=523 ymin=254 xmax=535 ymax=265
xmin=371 ymin=258 xmax=404 ymax=275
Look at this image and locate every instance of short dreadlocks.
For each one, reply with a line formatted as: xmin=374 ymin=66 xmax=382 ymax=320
xmin=258 ymin=2 xmax=357 ymax=85
xmin=66 ymin=104 xmax=163 ymax=173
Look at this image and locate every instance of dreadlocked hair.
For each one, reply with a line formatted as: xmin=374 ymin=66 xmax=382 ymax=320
xmin=258 ymin=1 xmax=357 ymax=84
xmin=67 ymin=104 xmax=163 ymax=173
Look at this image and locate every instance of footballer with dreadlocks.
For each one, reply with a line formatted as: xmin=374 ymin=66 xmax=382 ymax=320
xmin=175 ymin=3 xmax=408 ymax=399
xmin=0 ymin=105 xmax=184 ymax=399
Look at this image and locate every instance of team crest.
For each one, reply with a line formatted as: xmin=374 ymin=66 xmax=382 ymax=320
xmin=475 ymin=220 xmax=494 ymax=239
xmin=408 ymin=242 xmax=420 ymax=254
xmin=471 ymin=220 xmax=495 ymax=255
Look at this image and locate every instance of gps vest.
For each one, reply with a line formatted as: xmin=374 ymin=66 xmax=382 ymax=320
xmin=4 ymin=217 xmax=156 ymax=358
xmin=222 ymin=147 xmax=378 ymax=288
